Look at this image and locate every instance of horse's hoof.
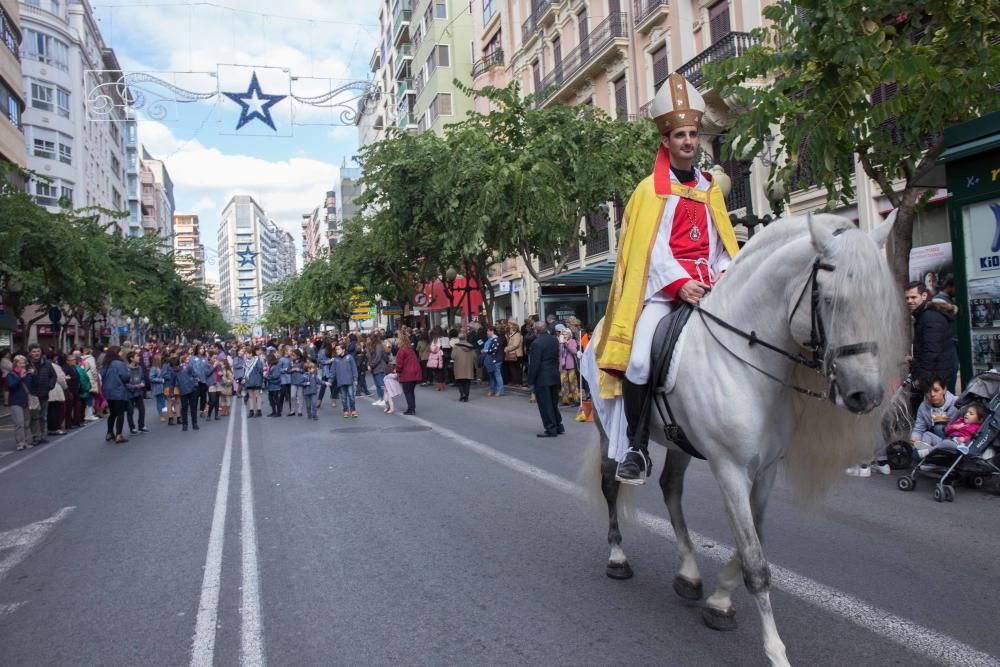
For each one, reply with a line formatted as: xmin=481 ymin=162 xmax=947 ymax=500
xmin=701 ymin=606 xmax=737 ymax=631
xmin=606 ymin=561 xmax=634 ymax=580
xmin=673 ymin=575 xmax=703 ymax=600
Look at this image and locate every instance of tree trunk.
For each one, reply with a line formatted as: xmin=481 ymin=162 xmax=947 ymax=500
xmin=886 ymin=187 xmax=924 ymax=286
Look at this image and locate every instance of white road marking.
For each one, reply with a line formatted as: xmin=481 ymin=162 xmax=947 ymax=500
xmin=0 ymin=506 xmax=75 ymax=618
xmin=401 ymin=411 xmax=1000 ymax=667
xmin=0 ymin=421 xmax=101 ymax=476
xmin=190 ymin=410 xmax=236 ymax=667
xmin=240 ymin=404 xmax=265 ymax=666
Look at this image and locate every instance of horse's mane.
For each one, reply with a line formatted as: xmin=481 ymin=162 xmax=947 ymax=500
xmin=722 ymin=215 xmax=910 ymax=502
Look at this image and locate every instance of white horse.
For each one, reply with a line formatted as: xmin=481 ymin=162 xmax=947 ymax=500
xmin=588 ymin=213 xmax=906 ymax=666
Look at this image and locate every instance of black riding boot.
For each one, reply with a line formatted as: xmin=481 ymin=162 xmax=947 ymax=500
xmin=616 ymin=379 xmax=652 ymax=484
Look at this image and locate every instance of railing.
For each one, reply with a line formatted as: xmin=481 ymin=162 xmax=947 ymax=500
xmin=639 ymin=100 xmax=652 ymax=118
xmin=471 ymin=50 xmax=504 ymax=79
xmin=724 ymin=161 xmax=752 ymax=213
xmin=393 ymin=10 xmax=412 ymax=44
xmin=676 ymin=32 xmax=758 ymax=89
xmin=397 ymin=112 xmax=416 ymax=128
xmin=585 ymin=212 xmax=610 ymax=257
xmin=396 ymin=44 xmax=412 ymax=59
xmin=370 ymin=48 xmax=381 ymax=72
xmin=521 ymin=0 xmax=552 ymax=44
xmin=396 ymin=78 xmax=413 ymax=98
xmin=633 ymin=0 xmax=668 ymax=26
xmin=537 ymin=13 xmax=627 ymax=103
xmin=1 ymin=7 xmax=19 ymax=61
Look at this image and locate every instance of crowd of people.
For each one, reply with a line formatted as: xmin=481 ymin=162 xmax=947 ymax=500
xmin=0 ymin=313 xmax=596 ymax=450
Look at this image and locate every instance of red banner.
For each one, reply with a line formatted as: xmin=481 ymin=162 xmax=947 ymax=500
xmin=414 ymin=277 xmax=484 ymax=313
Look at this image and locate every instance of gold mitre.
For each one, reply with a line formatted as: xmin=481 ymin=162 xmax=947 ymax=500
xmin=649 ymin=73 xmax=705 ymax=135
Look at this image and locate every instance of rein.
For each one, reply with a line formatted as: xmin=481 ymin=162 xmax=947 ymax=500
xmin=696 ymin=256 xmax=878 ymax=401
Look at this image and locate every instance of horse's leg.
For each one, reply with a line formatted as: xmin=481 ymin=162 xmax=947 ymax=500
xmin=594 ymin=412 xmax=632 ymax=579
xmin=602 ymin=456 xmax=632 ymax=579
xmin=658 ymin=449 xmax=702 ymax=600
xmin=710 ymin=462 xmax=789 ymax=667
xmin=704 ymin=463 xmax=779 ymax=631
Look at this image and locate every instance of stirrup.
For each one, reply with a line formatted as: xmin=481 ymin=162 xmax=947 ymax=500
xmin=615 ymin=448 xmax=651 ymax=486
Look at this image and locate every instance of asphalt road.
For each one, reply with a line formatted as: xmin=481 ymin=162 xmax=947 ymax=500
xmin=1 ymin=384 xmax=998 ymax=666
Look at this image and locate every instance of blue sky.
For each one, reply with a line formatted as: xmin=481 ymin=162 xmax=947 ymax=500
xmin=91 ymin=0 xmax=380 ymax=279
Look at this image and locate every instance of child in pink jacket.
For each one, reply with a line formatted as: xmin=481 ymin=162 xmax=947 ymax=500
xmin=944 ymin=403 xmax=987 ymax=444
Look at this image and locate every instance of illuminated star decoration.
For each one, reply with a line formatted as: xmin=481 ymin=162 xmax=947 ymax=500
xmin=239 ymin=293 xmax=253 ymax=309
xmin=223 ymin=72 xmax=287 ymax=131
xmin=237 ymin=245 xmax=259 ymax=268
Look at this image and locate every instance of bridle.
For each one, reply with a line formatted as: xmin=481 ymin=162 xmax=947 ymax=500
xmin=697 ymin=253 xmax=879 ymax=402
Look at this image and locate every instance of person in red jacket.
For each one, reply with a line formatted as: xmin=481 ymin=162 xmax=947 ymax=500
xmin=394 ymin=331 xmax=423 ymax=415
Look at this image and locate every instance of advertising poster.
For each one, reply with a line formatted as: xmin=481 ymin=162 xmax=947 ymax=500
xmin=963 ymin=197 xmax=1000 ymax=281
xmin=908 ymin=242 xmax=953 ymax=293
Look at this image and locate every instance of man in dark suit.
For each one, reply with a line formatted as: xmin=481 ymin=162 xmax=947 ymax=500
xmin=527 ymin=321 xmax=563 ymax=437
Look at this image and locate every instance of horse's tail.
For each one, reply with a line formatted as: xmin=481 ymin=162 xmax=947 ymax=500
xmin=782 ymin=363 xmax=895 ymax=504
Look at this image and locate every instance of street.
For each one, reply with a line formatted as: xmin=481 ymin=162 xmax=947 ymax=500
xmin=0 ymin=386 xmax=998 ymax=667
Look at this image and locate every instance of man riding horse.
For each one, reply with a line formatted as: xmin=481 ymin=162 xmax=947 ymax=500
xmin=591 ymin=72 xmax=739 ymax=484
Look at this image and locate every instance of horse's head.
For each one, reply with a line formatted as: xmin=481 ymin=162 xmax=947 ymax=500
xmin=793 ymin=213 xmax=903 ymax=415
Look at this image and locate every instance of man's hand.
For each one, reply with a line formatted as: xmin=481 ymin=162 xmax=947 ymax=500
xmin=678 ymin=280 xmax=710 ymax=306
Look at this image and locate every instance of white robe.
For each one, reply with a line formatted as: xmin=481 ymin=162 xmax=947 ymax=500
xmin=581 ymin=168 xmax=733 ymax=461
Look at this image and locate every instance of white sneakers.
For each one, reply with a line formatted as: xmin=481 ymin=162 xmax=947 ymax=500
xmin=372 ymin=399 xmax=385 ymax=406
xmin=846 ymin=463 xmax=891 ymax=477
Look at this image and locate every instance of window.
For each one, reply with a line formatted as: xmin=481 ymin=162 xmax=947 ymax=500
xmin=1 ymin=6 xmax=19 ymax=58
xmin=614 ymin=76 xmax=627 ymax=118
xmin=23 ymin=29 xmax=69 ymax=70
xmin=430 ymin=92 xmax=452 ymax=123
xmin=435 ymin=1 xmax=447 ymax=19
xmin=709 ymin=0 xmax=731 ymax=44
xmin=651 ymin=44 xmax=669 ymax=91
xmin=58 ymin=135 xmax=71 ymax=164
xmin=33 ymin=136 xmax=55 ymax=159
xmin=60 ymin=185 xmax=73 ymax=206
xmin=6 ymin=94 xmax=19 ymax=129
xmin=34 ymin=180 xmax=58 ymax=206
xmin=111 ymin=155 xmax=121 ymax=175
xmin=30 ymin=82 xmax=53 ymax=111
xmin=532 ymin=60 xmax=542 ymax=93
xmin=578 ymin=8 xmax=589 ymax=41
xmin=482 ymin=0 xmax=495 ymax=24
xmin=56 ymin=87 xmax=69 ymax=117
xmin=435 ymin=44 xmax=450 ymax=67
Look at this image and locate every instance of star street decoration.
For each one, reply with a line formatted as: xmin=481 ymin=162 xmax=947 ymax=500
xmin=84 ymin=65 xmax=375 ymax=136
xmin=237 ymin=245 xmax=259 ymax=268
xmin=223 ymin=71 xmax=286 ymax=132
xmin=239 ymin=294 xmax=253 ymax=309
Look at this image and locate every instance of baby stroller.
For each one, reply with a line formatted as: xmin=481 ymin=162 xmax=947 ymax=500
xmin=897 ymin=369 xmax=1000 ymax=502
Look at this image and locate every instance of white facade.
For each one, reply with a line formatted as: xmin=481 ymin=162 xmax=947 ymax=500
xmin=20 ymin=0 xmax=127 ymax=230
xmin=218 ymin=196 xmax=295 ymax=324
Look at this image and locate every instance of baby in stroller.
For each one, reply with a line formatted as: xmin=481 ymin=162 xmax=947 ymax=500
xmin=897 ymin=370 xmax=1000 ymax=501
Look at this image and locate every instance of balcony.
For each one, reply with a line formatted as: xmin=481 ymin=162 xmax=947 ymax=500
xmin=396 ymin=78 xmax=414 ymax=98
xmin=393 ymin=9 xmax=412 ymax=46
xmin=394 ymin=44 xmax=413 ymax=77
xmin=370 ymin=48 xmax=381 ymax=73
xmin=537 ymin=13 xmax=628 ymax=105
xmin=471 ymin=50 xmax=504 ymax=79
xmin=633 ymin=0 xmax=669 ymax=33
xmin=584 ymin=212 xmax=610 ymax=257
xmin=521 ymin=0 xmax=553 ymax=45
xmin=397 ymin=112 xmax=417 ymax=129
xmin=676 ymin=31 xmax=758 ymax=90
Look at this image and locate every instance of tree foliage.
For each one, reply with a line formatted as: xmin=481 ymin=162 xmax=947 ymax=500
xmin=351 ymin=82 xmax=658 ymax=320
xmin=0 ymin=170 xmax=228 ymax=346
xmin=706 ymin=0 xmax=1000 ymax=282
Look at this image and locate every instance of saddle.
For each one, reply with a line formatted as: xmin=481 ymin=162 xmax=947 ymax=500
xmin=645 ymin=304 xmax=705 ymax=460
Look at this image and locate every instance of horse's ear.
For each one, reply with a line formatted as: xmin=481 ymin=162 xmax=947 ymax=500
xmin=807 ymin=213 xmax=837 ymax=256
xmin=869 ymin=209 xmax=897 ymax=249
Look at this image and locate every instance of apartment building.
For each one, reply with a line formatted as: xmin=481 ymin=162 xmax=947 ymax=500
xmin=359 ymin=0 xmax=476 ymax=138
xmin=173 ymin=213 xmax=205 ymax=287
xmin=0 ymin=0 xmax=25 ymax=172
xmin=218 ymin=195 xmax=287 ymax=323
xmin=138 ymin=145 xmax=174 ymax=239
xmin=301 ymin=190 xmax=336 ymax=264
xmin=20 ymin=0 xmax=128 ymax=225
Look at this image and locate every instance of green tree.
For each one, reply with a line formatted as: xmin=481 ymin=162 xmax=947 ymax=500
xmin=707 ymin=0 xmax=1000 ymax=282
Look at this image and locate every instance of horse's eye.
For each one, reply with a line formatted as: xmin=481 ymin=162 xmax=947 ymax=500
xmin=823 ymin=296 xmax=834 ymax=307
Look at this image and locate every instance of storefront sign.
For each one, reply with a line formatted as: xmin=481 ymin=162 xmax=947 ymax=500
xmin=0 ymin=331 xmax=11 ymax=348
xmin=964 ymin=198 xmax=1000 ymax=280
xmin=495 ymin=280 xmax=511 ymax=295
xmin=100 ymin=327 xmax=113 ymax=336
xmin=383 ymin=304 xmax=403 ymax=316
xmin=37 ymin=325 xmax=53 ymax=336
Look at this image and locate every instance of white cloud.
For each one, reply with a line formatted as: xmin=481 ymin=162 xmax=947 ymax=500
xmin=142 ymin=121 xmax=340 ymax=278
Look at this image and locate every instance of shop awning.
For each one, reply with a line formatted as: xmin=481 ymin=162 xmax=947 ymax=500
xmin=537 ymin=260 xmax=615 ymax=286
